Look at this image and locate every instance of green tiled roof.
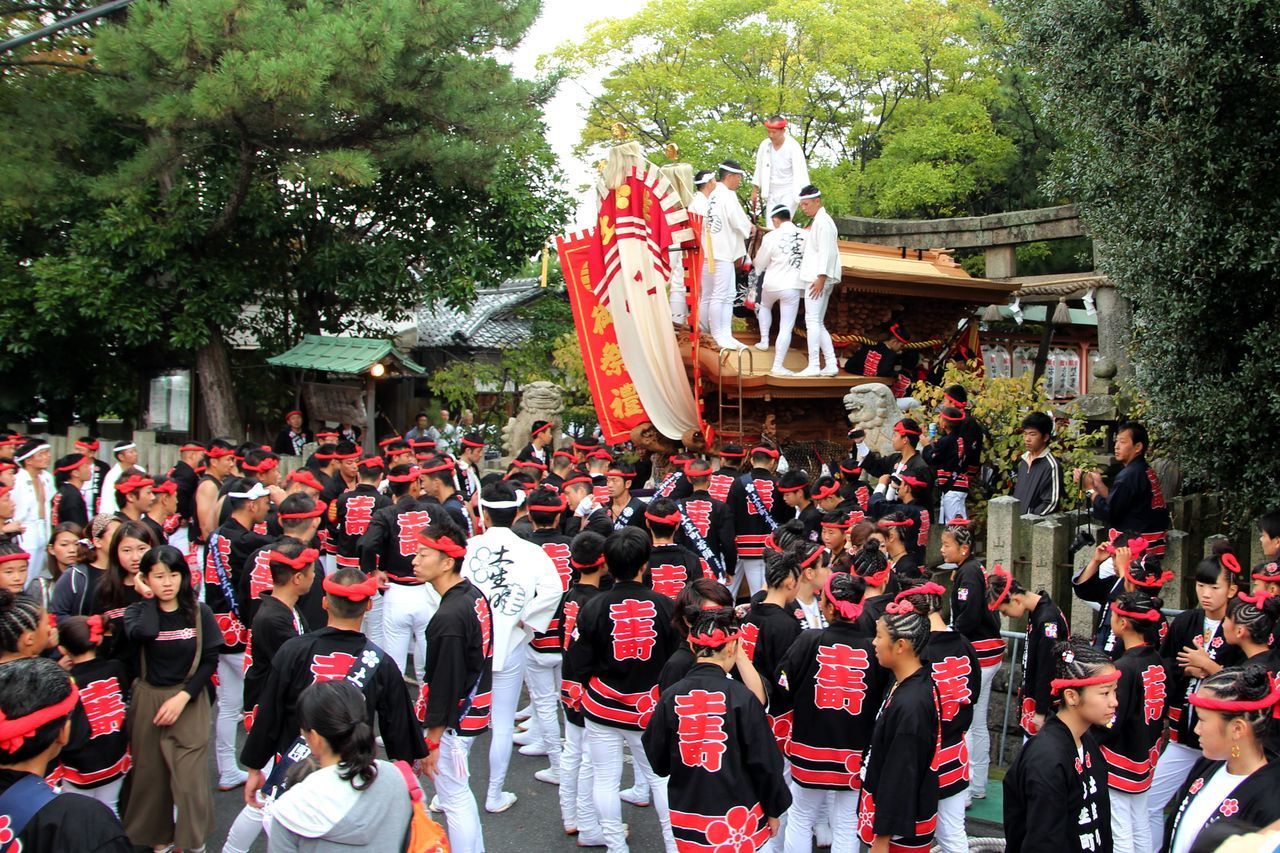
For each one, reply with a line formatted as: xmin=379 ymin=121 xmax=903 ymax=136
xmin=266 ymin=335 xmax=424 ymax=375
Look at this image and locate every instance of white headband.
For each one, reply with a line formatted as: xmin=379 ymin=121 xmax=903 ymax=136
xmin=694 ymin=173 xmax=713 ymax=186
xmin=480 ymin=490 xmax=526 ymax=511
xmin=229 ymin=482 xmax=270 ymax=501
xmin=797 ymin=188 xmax=822 ymax=200
xmin=114 ymin=442 xmax=137 ymax=454
xmin=15 ymin=443 xmax=49 ymax=463
xmin=769 ymin=205 xmax=790 ymax=218
xmin=718 ymin=163 xmax=745 ymax=175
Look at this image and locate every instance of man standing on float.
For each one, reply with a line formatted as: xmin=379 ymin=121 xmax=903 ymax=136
xmin=701 ymin=160 xmax=753 ymax=351
xmin=797 ymin=184 xmax=842 ymax=376
xmin=750 ymin=115 xmax=810 ymax=224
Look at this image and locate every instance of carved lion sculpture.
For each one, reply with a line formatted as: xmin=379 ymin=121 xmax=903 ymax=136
xmin=843 ymin=382 xmax=903 ymax=457
xmin=502 ymin=381 xmax=565 ymax=459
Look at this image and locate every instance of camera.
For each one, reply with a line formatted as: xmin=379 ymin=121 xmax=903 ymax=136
xmin=1068 ymin=528 xmax=1096 ymax=558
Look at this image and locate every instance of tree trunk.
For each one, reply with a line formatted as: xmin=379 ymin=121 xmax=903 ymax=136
xmin=196 ymin=325 xmax=244 ymax=440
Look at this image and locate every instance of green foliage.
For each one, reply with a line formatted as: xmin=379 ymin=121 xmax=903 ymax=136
xmin=1000 ymin=0 xmax=1280 ymax=527
xmin=551 ymin=0 xmax=1055 ymax=219
xmin=0 ymin=0 xmax=571 ymax=427
xmin=913 ymin=362 xmax=1103 ymax=524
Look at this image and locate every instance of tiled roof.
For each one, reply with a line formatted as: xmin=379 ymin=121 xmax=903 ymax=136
xmin=415 ymin=278 xmax=545 ymax=349
xmin=266 ymin=335 xmax=424 ymax=375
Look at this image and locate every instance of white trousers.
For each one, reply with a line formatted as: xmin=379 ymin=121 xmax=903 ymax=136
xmin=1147 ymin=741 xmax=1199 ymax=847
xmin=561 ymin=721 xmax=601 ymax=836
xmin=757 ymin=289 xmax=801 ymax=370
xmin=940 ymin=490 xmax=968 ymax=524
xmin=382 ymin=582 xmax=430 ymax=683
xmin=223 ymin=756 xmax=274 ymax=853
xmin=487 ymin=642 xmax=528 ymax=803
xmin=669 ymin=249 xmax=688 ymax=323
xmin=727 ymin=557 xmax=766 ymax=600
xmin=525 ymin=651 xmax=563 ymax=767
xmin=785 ymin=784 xmax=857 ymax=853
xmin=364 ymin=584 xmax=385 ymax=650
xmin=935 ymin=790 xmax=969 ymax=853
xmin=216 ymin=652 xmax=245 ymax=784
xmin=765 ymin=190 xmax=799 ymax=222
xmin=803 ymin=281 xmax=836 ymax=370
xmin=586 ymin=719 xmax=674 ymax=853
xmin=438 ymin=731 xmax=484 ymax=853
xmin=62 ymin=777 xmax=123 ymax=818
xmin=701 ymin=261 xmax=741 ymax=349
xmin=1112 ymin=787 xmax=1150 ymax=853
xmin=967 ymin=662 xmax=999 ymax=795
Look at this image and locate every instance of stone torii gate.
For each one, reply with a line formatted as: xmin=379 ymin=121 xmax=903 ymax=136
xmin=832 ymin=204 xmax=1133 ymax=380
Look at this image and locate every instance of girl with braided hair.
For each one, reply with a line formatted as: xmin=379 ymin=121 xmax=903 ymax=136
xmin=1147 ymin=546 xmax=1246 ymax=843
xmin=1004 ymin=640 xmax=1118 ymax=853
xmin=858 ymin=597 xmax=940 ymax=853
xmin=941 ymin=519 xmax=1001 ymax=799
xmin=877 ymin=510 xmax=922 ymax=580
xmin=1094 ymin=590 xmax=1171 ymax=853
xmin=987 ymin=567 xmax=1069 ymax=737
xmin=0 ymin=587 xmax=52 ymax=663
xmin=1224 ymin=589 xmax=1280 ymax=670
xmin=849 ymin=540 xmax=894 ymax=636
xmin=790 ymin=543 xmax=828 ymax=629
xmin=1165 ymin=665 xmax=1280 ymax=853
xmin=643 ymin=607 xmax=792 ymax=853
xmin=775 ymin=571 xmax=890 ymax=853
xmin=895 ymin=580 xmax=980 ymax=853
xmin=741 ymin=550 xmax=803 ymax=707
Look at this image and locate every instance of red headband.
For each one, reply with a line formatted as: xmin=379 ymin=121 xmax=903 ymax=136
xmin=514 ymin=459 xmax=548 ymax=472
xmin=899 ymin=475 xmax=928 ymax=490
xmin=800 ymin=545 xmax=824 ymax=569
xmin=604 ymin=469 xmax=630 ymax=479
xmin=823 ymin=574 xmax=863 ymax=621
xmin=893 ymin=421 xmax=921 ymax=437
xmin=323 ymin=574 xmax=379 ymax=601
xmin=1221 ymin=553 xmax=1243 ymax=575
xmin=1051 ymin=670 xmax=1120 ymax=696
xmin=531 ymin=422 xmax=553 ymax=437
xmin=75 ymin=440 xmax=100 ymax=452
xmin=86 ymin=614 xmax=104 ymax=644
xmin=316 ymin=431 xmax=339 ymax=441
xmin=267 ymin=548 xmax=320 ymax=571
xmin=179 ymin=442 xmax=206 ymax=453
xmin=811 ymin=483 xmax=840 ymax=501
xmin=1114 ymin=605 xmax=1161 ymax=623
xmin=207 ymin=446 xmax=236 ymax=459
xmin=778 ymin=482 xmax=808 ymax=494
xmin=947 ymin=518 xmax=973 ymax=528
xmin=416 ymin=532 xmax=467 ymax=559
xmin=939 ymin=409 xmax=966 ymax=423
xmin=285 ymin=410 xmax=302 ymax=421
xmin=287 ymin=470 xmax=325 ymax=491
xmin=762 ymin=118 xmax=787 ymax=129
xmin=889 ymin=323 xmax=910 ymax=344
xmin=0 ymin=684 xmax=80 ymax=753
xmin=561 ymin=475 xmax=593 ymax=489
xmin=587 ymin=449 xmax=614 ymax=461
xmin=115 ymin=474 xmax=153 ymax=495
xmin=332 ymin=450 xmax=361 ymax=461
xmin=378 ymin=436 xmax=403 ymax=448
xmin=241 ymin=457 xmax=279 ymax=473
xmin=552 ymin=450 xmax=575 ymax=461
xmin=460 ymin=437 xmax=485 ymax=449
xmin=54 ymin=455 xmax=90 ymax=473
xmin=0 ymin=551 xmax=31 ymax=565
xmin=571 ymin=555 xmax=606 ymax=570
xmin=838 ymin=464 xmax=862 ymax=476
xmin=151 ymin=480 xmax=177 ymax=496
xmin=751 ymin=446 xmax=779 ymax=459
xmin=689 ymin=628 xmax=739 ymax=648
xmin=860 ymin=564 xmax=892 ymax=589
xmin=358 ymin=457 xmax=386 ymax=470
xmin=877 ymin=518 xmax=913 ymax=529
xmin=645 ymin=510 xmax=682 ymax=525
xmin=987 ymin=564 xmax=1013 ymax=611
xmin=410 ymin=439 xmax=436 ymax=450
xmin=1253 ymin=563 xmax=1280 ymax=582
xmin=530 ymin=499 xmax=568 ymax=513
xmin=278 ymin=500 xmax=327 ymax=520
xmin=821 ymin=519 xmax=852 ymax=531
xmin=1120 ymin=558 xmax=1173 ymax=590
xmin=942 ymin=393 xmax=967 ymax=410
xmin=686 ymin=464 xmax=713 ymax=477
xmin=1189 ymin=681 xmax=1280 ymax=715
xmin=1237 ymin=590 xmax=1277 ymax=609
xmin=896 ymin=582 xmax=947 ymax=602
xmin=386 ymin=468 xmax=421 ymax=483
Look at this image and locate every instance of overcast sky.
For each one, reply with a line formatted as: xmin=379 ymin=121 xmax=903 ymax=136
xmin=502 ymin=0 xmax=649 ymax=229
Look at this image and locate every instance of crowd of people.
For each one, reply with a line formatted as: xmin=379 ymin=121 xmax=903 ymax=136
xmin=0 ymin=392 xmax=1276 ymax=853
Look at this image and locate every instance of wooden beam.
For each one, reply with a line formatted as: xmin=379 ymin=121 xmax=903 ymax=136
xmin=833 ymin=204 xmax=1085 ymax=250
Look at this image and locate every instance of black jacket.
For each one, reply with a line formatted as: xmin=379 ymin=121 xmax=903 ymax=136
xmin=1012 ymin=450 xmax=1063 ymax=515
xmin=1004 ymin=715 xmax=1111 ymax=853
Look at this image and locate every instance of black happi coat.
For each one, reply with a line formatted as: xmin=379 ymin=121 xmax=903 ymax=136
xmin=204 ymin=516 xmax=273 ymax=653
xmin=329 ymin=484 xmax=391 ymax=564
xmin=1165 ymin=758 xmax=1280 ymax=853
xmin=740 ymin=600 xmax=803 ymax=712
xmin=1161 ymin=608 xmax=1244 ymax=750
xmin=1094 ymin=643 xmax=1170 ymax=793
xmin=728 ymin=469 xmax=795 ymax=561
xmin=677 ymin=489 xmax=736 ymax=580
xmin=773 ymin=621 xmax=890 ymax=790
xmin=419 ymin=579 xmax=494 ymax=737
xmin=643 ymin=663 xmax=792 ymax=851
xmin=1018 ymin=594 xmax=1070 ymax=736
xmin=1089 ymin=456 xmax=1170 ymax=541
xmin=558 ymin=582 xmax=604 ymax=727
xmin=569 ymin=580 xmax=679 ymax=732
xmin=949 ymin=557 xmax=1003 ymax=669
xmin=1004 ymin=715 xmax=1112 ymax=853
xmin=644 ymin=542 xmax=706 ymax=601
xmin=242 ymin=593 xmax=307 ymax=726
xmin=527 ymin=528 xmax=575 ymax=655
xmin=797 ymin=503 xmax=823 ymax=544
xmin=921 ymin=630 xmax=981 ymax=799
xmin=608 ymin=495 xmax=648 ymax=532
xmin=358 ymin=494 xmax=437 ymax=582
xmin=240 ymin=626 xmax=425 ymax=769
xmin=0 ymin=770 xmax=132 ymax=853
xmin=857 ymin=668 xmax=941 ymax=853
xmin=708 ymin=467 xmax=741 ymax=504
xmin=1073 ymin=572 xmax=1169 ymax=660
xmin=57 ymin=657 xmax=131 ymax=788
xmin=52 ymin=481 xmax=89 ymax=529
xmin=652 ymin=469 xmax=693 ymax=502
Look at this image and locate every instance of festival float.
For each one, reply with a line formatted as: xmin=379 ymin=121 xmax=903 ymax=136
xmin=557 ymin=133 xmax=1018 ymax=463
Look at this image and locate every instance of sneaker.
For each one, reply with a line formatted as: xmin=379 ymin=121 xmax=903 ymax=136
xmin=619 ymin=785 xmax=650 ymax=807
xmin=796 ymin=365 xmax=821 ymax=377
xmin=515 ymin=704 xmax=533 ymax=722
xmin=535 ymin=767 xmax=561 ymax=785
xmin=519 ymin=742 xmax=550 ymax=757
xmin=485 ymin=792 xmax=518 ymax=813
xmin=428 ymin=795 xmax=443 ymax=814
xmin=753 ymin=342 xmax=770 ymax=351
xmin=970 ymin=789 xmax=987 ymax=800
xmin=819 ymin=365 xmax=839 ymax=377
xmin=513 ymin=729 xmax=534 ymax=746
xmin=217 ymin=769 xmax=249 ymax=791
